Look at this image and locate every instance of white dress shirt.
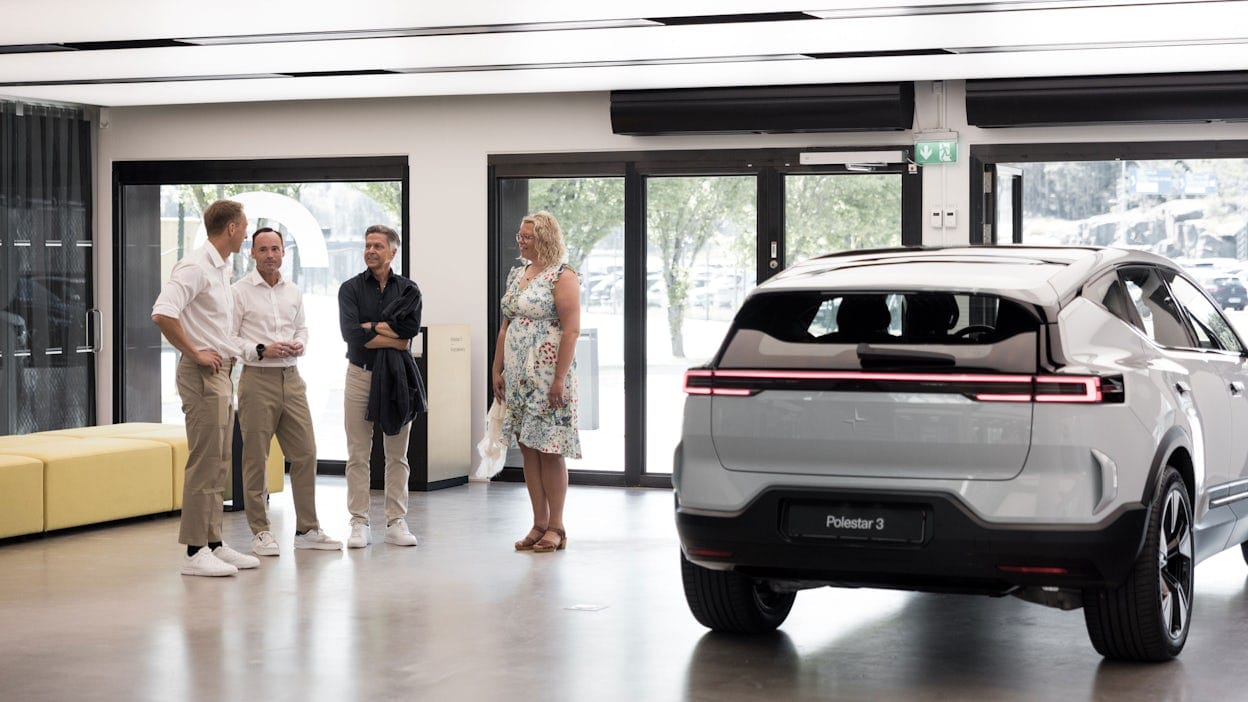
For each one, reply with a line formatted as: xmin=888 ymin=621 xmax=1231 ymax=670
xmin=151 ymin=243 xmax=241 ymax=358
xmin=231 ymin=268 xmax=309 ymax=367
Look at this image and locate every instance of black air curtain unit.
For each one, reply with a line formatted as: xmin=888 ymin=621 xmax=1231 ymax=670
xmin=610 ymin=83 xmax=914 ymax=135
xmin=966 ymin=72 xmax=1248 ymax=128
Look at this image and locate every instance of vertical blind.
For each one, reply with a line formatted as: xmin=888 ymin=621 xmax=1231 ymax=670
xmin=0 ymin=100 xmax=95 ymax=435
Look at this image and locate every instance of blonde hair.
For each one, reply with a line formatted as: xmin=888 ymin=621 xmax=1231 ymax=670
xmin=204 ymin=199 xmax=244 ymax=236
xmin=521 ymin=211 xmax=566 ymax=267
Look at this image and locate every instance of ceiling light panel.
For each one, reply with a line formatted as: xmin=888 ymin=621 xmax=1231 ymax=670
xmin=2 ymin=2 xmax=1247 ymax=85
xmin=806 ymin=0 xmax=1216 ymax=19
xmin=5 ymin=41 xmax=1248 ymax=107
xmin=181 ymin=19 xmax=662 ymax=46
xmin=0 ymin=0 xmax=816 ymax=45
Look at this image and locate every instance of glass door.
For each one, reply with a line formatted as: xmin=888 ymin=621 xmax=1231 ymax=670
xmin=114 ymin=158 xmax=407 ymax=464
xmin=493 ymin=177 xmax=626 ymax=474
xmin=489 ymin=148 xmax=920 ymax=485
xmin=645 ymin=175 xmax=756 ymax=476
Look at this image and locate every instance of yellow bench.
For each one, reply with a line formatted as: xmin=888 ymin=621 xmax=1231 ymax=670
xmin=0 ymin=437 xmax=173 ymax=531
xmin=0 ymin=423 xmax=285 ymax=538
xmin=0 ymin=454 xmax=43 ymax=539
xmin=45 ymin=423 xmax=285 ymax=509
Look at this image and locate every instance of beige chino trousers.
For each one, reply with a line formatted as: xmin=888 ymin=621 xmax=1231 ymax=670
xmin=344 ymin=363 xmax=411 ymax=525
xmin=238 ymin=365 xmax=320 ymax=535
xmin=175 ymin=355 xmax=234 ymax=546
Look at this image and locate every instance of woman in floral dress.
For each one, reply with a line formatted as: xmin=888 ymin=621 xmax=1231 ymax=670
xmin=491 ymin=211 xmax=581 ymax=553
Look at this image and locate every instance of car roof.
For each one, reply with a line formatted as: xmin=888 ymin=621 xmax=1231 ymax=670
xmin=759 ymin=246 xmax=1180 ymax=309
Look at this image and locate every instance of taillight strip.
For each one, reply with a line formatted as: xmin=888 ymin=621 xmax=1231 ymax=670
xmin=684 ymin=369 xmax=1114 ymax=403
xmin=710 ymin=369 xmax=1035 ymax=384
xmin=1034 ymin=375 xmax=1103 ymax=403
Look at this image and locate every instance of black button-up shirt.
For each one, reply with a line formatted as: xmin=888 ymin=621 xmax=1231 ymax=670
xmin=338 ymin=268 xmax=422 ymax=368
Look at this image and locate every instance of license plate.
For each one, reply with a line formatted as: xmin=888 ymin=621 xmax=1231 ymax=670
xmin=1229 ymin=297 xmax=1242 ymax=304
xmin=786 ymin=502 xmax=926 ymax=543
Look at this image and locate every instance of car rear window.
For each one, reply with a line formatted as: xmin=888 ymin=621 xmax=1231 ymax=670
xmin=718 ymin=291 xmax=1040 ymax=371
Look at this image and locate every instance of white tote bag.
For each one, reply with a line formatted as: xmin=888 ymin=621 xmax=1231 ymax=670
xmin=473 ymin=401 xmax=508 ymax=479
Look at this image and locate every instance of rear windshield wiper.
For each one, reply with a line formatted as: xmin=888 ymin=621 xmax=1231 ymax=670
xmin=856 ymin=344 xmax=956 ymax=368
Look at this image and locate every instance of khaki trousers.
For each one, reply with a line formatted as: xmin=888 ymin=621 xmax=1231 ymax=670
xmin=175 ymin=355 xmax=234 ymax=546
xmin=238 ymin=365 xmax=319 ymax=535
xmin=344 ymin=363 xmax=410 ymax=525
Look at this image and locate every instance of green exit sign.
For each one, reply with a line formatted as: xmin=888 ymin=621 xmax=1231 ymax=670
xmin=915 ymin=139 xmax=958 ymax=165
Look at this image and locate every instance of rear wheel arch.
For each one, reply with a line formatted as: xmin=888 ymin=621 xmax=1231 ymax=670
xmin=1083 ymin=465 xmax=1194 ymax=661
xmin=1142 ymin=427 xmax=1194 ymax=505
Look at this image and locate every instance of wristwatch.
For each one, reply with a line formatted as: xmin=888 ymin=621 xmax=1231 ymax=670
xmin=370 ymin=321 xmax=378 ymax=333
xmin=256 ymin=344 xmax=265 ymax=360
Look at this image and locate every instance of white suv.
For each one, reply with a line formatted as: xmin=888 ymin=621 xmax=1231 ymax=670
xmin=674 ymin=246 xmax=1248 ymax=661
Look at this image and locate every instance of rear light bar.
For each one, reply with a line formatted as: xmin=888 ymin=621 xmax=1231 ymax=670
xmin=683 ymin=369 xmax=1124 ymax=403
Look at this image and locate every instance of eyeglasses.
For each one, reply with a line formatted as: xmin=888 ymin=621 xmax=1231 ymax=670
xmin=515 ymin=233 xmax=535 ymax=242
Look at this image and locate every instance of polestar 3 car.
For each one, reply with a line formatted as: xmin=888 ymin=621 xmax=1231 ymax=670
xmin=674 ymin=246 xmax=1248 ymax=661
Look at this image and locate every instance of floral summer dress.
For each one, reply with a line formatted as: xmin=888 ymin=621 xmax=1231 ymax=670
xmin=500 ymin=263 xmax=582 ymax=458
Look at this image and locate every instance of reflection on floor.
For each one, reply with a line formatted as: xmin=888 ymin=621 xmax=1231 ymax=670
xmin=3 ymin=478 xmax=1248 ymax=701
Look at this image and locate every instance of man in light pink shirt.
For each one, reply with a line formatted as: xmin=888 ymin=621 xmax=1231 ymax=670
xmin=152 ymin=199 xmax=260 ymax=577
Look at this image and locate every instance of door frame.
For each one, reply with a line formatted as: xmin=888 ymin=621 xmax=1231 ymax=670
xmin=111 ymin=156 xmax=409 ymax=472
xmin=970 ymin=140 xmax=1248 ymax=245
xmin=488 ymin=147 xmax=921 ymax=487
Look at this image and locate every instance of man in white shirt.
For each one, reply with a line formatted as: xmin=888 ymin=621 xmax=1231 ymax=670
xmin=152 ymin=199 xmax=260 ymax=577
xmin=232 ymin=227 xmax=341 ymax=555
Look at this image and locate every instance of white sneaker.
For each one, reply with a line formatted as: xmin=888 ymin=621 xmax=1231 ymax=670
xmin=213 ymin=543 xmax=260 ymax=570
xmin=384 ymin=520 xmax=418 ymax=547
xmin=347 ymin=523 xmax=370 ymax=549
xmin=294 ymin=528 xmax=343 ymax=551
xmin=181 ymin=547 xmax=238 ymax=577
xmin=251 ymin=531 xmax=279 ymax=557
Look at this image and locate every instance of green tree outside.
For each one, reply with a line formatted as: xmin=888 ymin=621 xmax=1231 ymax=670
xmin=785 ymin=174 xmax=902 ymax=264
xmin=647 ymin=177 xmax=754 ymax=357
xmin=527 ymin=178 xmax=625 ymax=274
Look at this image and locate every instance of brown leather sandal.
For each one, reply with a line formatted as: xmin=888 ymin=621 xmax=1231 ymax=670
xmin=514 ymin=525 xmax=547 ymax=551
xmin=532 ymin=527 xmax=567 ymax=553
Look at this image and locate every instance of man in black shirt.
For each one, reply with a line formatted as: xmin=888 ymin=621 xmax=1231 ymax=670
xmin=338 ymin=224 xmax=422 ymax=548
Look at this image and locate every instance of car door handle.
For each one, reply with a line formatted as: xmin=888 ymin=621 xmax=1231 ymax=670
xmin=1175 ymin=381 xmax=1191 ymax=395
xmin=1231 ymin=381 xmax=1245 ymax=397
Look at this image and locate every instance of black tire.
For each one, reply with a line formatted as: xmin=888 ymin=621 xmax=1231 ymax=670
xmin=680 ymin=551 xmax=795 ymax=633
xmin=1083 ymin=467 xmax=1194 ymax=661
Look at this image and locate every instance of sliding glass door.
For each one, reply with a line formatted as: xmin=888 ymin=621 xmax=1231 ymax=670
xmin=490 ymin=148 xmax=920 ymax=486
xmin=114 ymin=158 xmax=407 ymax=465
xmin=645 ymin=175 xmax=756 ymax=477
xmin=494 ymin=176 xmax=627 ymax=474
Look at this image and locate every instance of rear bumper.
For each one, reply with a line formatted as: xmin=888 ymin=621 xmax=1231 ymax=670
xmin=676 ymin=488 xmax=1149 ymax=595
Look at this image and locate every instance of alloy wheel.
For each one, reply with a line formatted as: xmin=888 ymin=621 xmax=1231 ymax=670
xmin=1158 ymin=487 xmax=1194 ymax=643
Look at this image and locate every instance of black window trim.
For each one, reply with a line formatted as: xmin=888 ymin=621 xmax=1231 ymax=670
xmin=1164 ymin=265 xmax=1248 ymax=355
xmin=970 ymin=140 xmax=1248 ymax=245
xmin=111 ymin=156 xmax=410 ymax=476
xmin=488 ymin=146 xmax=922 ymax=487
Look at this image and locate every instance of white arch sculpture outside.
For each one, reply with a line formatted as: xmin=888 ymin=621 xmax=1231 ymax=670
xmin=193 ymin=191 xmax=329 ymax=268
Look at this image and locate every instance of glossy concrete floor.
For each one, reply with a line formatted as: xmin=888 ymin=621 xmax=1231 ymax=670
xmin=4 ymin=479 xmax=1248 ymax=702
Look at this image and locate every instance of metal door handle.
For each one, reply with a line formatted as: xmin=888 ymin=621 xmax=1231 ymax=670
xmin=89 ymin=309 xmax=102 ymax=353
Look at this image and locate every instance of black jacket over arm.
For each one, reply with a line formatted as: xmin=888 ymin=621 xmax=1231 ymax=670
xmin=367 ymin=284 xmax=428 ymax=435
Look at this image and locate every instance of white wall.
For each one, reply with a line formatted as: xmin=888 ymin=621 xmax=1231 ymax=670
xmin=93 ymin=90 xmax=915 ymax=438
xmin=95 ymin=84 xmax=1248 ymax=449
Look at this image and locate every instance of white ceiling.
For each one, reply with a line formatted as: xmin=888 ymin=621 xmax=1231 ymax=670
xmin=2 ymin=0 xmax=1248 ymax=107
